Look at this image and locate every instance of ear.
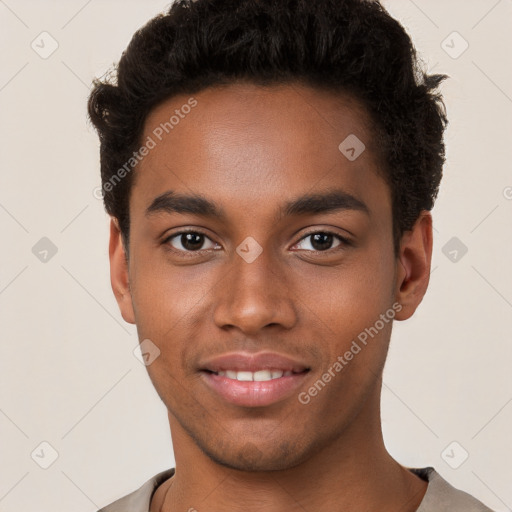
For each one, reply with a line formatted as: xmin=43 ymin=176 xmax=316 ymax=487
xmin=393 ymin=211 xmax=433 ymax=321
xmin=109 ymin=217 xmax=136 ymax=324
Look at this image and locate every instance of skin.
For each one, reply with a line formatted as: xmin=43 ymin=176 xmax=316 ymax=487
xmin=109 ymin=82 xmax=432 ymax=511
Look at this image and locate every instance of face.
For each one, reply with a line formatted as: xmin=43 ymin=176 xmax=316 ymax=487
xmin=110 ymin=82 xmax=423 ymax=471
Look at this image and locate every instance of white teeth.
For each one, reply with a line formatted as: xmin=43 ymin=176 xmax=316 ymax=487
xmin=216 ymin=369 xmax=295 ymax=381
xmin=253 ymin=370 xmax=272 ymax=381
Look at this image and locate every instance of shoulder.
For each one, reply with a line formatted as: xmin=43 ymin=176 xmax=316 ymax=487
xmin=97 ymin=468 xmax=175 ymax=512
xmin=413 ymin=467 xmax=494 ymax=512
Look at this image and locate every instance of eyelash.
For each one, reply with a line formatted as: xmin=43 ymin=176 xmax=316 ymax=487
xmin=161 ymin=229 xmax=352 ymax=256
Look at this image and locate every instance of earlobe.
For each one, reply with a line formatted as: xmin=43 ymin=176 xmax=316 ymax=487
xmin=394 ymin=211 xmax=433 ymax=321
xmin=109 ymin=217 xmax=136 ymax=324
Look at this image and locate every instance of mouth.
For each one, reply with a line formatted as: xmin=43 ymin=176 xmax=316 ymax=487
xmin=199 ymin=367 xmax=310 ymax=407
xmin=198 ymin=351 xmax=311 ymax=407
xmin=202 ymin=368 xmax=308 ymax=381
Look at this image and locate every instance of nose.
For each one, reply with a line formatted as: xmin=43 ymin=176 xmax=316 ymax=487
xmin=213 ymin=247 xmax=297 ymax=335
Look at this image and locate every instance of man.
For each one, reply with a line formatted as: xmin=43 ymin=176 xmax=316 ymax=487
xmin=88 ymin=0 xmax=494 ymax=510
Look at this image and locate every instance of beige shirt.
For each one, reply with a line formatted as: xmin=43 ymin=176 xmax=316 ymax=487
xmin=97 ymin=466 xmax=494 ymax=511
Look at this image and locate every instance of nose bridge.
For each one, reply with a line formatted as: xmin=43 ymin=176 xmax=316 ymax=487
xmin=213 ymin=243 xmax=296 ymax=333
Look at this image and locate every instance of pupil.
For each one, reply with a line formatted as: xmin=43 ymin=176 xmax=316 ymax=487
xmin=311 ymin=233 xmax=332 ymax=251
xmin=182 ymin=233 xmax=203 ymax=251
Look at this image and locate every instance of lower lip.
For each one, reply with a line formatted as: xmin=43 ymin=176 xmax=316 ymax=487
xmin=200 ymin=371 xmax=309 ymax=407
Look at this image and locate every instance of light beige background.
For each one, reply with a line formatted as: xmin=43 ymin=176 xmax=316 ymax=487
xmin=0 ymin=0 xmax=511 ymax=510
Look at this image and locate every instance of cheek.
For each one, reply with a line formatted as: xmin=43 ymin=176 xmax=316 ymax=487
xmin=304 ymin=253 xmax=394 ymax=327
xmin=299 ymin=251 xmax=395 ymax=375
xmin=130 ymin=253 xmax=214 ymax=333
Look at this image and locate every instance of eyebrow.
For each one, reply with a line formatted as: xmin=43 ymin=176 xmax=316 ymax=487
xmin=145 ymin=189 xmax=370 ymax=221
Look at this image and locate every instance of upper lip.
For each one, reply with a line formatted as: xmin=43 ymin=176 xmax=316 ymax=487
xmin=200 ymin=351 xmax=310 ymax=373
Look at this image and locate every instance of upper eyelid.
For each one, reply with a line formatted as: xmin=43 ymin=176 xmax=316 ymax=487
xmin=164 ymin=229 xmax=218 ymax=250
xmin=291 ymin=231 xmax=350 ymax=251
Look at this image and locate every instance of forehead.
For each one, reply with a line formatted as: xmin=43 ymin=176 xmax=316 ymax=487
xmin=131 ymin=81 xmax=389 ymax=222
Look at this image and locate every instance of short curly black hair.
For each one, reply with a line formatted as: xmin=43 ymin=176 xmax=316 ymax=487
xmin=87 ymin=0 xmax=448 ymax=258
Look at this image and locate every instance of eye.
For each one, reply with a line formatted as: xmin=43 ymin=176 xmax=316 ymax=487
xmin=292 ymin=231 xmax=351 ymax=252
xmin=162 ymin=229 xmax=351 ymax=256
xmin=163 ymin=230 xmax=220 ymax=253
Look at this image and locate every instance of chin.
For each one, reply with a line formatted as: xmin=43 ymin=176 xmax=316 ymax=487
xmin=200 ymin=439 xmax=309 ymax=473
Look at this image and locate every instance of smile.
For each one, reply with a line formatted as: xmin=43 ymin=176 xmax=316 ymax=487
xmin=200 ymin=368 xmax=310 ymax=407
xmin=212 ymin=369 xmax=298 ymax=381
